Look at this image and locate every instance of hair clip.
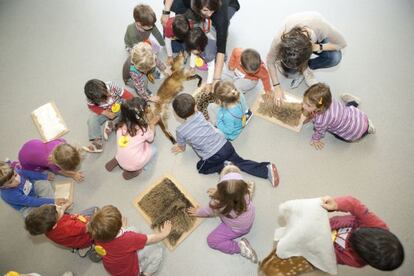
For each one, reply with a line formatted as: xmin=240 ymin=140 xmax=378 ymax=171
xmin=318 ymin=97 xmax=323 ymax=105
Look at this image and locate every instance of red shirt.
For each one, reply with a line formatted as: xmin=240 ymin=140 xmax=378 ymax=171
xmin=46 ymin=214 xmax=93 ymax=249
xmin=96 ymin=230 xmax=148 ymax=276
xmin=330 ymin=196 xmax=388 ymax=267
xmin=87 ymin=82 xmax=134 ymax=115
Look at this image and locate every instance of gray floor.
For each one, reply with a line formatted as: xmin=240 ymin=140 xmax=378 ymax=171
xmin=0 ymin=0 xmax=413 ymax=275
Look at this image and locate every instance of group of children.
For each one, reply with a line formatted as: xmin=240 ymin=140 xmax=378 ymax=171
xmin=0 ymin=1 xmax=405 ymax=276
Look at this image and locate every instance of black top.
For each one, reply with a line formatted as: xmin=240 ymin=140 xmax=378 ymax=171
xmin=171 ymin=0 xmax=240 ymax=54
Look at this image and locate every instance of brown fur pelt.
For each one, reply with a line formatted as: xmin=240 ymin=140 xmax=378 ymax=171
xmin=258 ymin=248 xmax=314 ymax=276
xmin=258 ymin=94 xmax=303 ymax=127
xmin=154 ymin=52 xmax=202 ymax=143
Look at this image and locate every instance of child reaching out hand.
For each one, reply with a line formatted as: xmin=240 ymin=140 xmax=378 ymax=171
xmin=188 ymin=164 xmax=258 ymax=263
xmin=105 ymin=97 xmax=159 ymax=180
xmin=303 ymin=83 xmax=375 ymax=150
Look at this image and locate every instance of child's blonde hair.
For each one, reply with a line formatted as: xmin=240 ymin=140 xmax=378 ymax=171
xmin=51 ymin=144 xmax=81 ymax=171
xmin=0 ymin=161 xmax=14 ymax=187
xmin=131 ymin=42 xmax=156 ymax=73
xmin=303 ymin=83 xmax=332 ymax=112
xmin=88 ymin=205 xmax=122 ymax=242
xmin=214 ymin=80 xmax=240 ymax=107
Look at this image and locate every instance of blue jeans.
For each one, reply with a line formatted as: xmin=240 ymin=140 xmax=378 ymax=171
xmin=196 ymin=141 xmax=269 ymax=178
xmin=308 ymin=39 xmax=342 ymax=70
xmin=87 ymin=113 xmax=119 ymax=141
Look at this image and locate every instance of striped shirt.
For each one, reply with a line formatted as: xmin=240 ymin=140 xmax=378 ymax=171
xmin=176 ymin=112 xmax=227 ymax=160
xmin=312 ymin=99 xmax=368 ymax=141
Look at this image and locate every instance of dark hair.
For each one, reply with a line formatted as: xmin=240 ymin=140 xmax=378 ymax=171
xmin=350 ymin=227 xmax=404 ymax=271
xmin=241 ymin=49 xmax=262 ymax=73
xmin=118 ymin=97 xmax=149 ymax=137
xmin=133 ymin=4 xmax=156 ymax=26
xmin=276 ymin=26 xmax=313 ymax=73
xmin=173 ymin=15 xmax=190 ymax=41
xmin=172 ymin=93 xmax=196 ymax=119
xmin=191 ymin=0 xmax=221 ymax=16
xmin=25 ymin=205 xmax=58 ymax=235
xmin=303 ymin=83 xmax=332 ymax=112
xmin=87 ymin=205 xmax=122 ymax=242
xmin=185 ymin=27 xmax=208 ymax=52
xmin=210 ymin=179 xmax=249 ymax=217
xmin=0 ymin=161 xmax=14 ymax=187
xmin=84 ymin=79 xmax=108 ymax=105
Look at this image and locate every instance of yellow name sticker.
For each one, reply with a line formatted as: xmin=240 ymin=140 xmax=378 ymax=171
xmin=119 ymin=135 xmax=129 ymax=147
xmin=111 ymin=102 xmax=121 ymax=113
xmin=95 ymin=245 xmax=107 ymax=256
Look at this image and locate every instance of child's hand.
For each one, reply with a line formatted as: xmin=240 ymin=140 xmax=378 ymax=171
xmin=321 ymin=196 xmax=338 ymax=211
xmin=47 ymin=172 xmax=55 ymax=181
xmin=102 ymin=110 xmax=117 ymax=120
xmin=55 ymin=198 xmax=68 ymax=206
xmin=167 ymin=56 xmax=174 ymax=66
xmin=164 ymin=67 xmax=172 ymax=76
xmin=187 ymin=207 xmax=199 ymax=216
xmin=171 ymin=145 xmax=184 ymax=154
xmin=207 ymin=187 xmax=217 ymax=197
xmin=310 ymin=140 xmax=325 ymax=150
xmin=149 ymin=95 xmax=160 ymax=103
xmin=159 ymin=220 xmax=172 ymax=236
xmin=72 ymin=171 xmax=85 ymax=182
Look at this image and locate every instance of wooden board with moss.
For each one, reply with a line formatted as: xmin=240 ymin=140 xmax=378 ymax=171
xmin=251 ymin=92 xmax=306 ymax=132
xmin=133 ymin=175 xmax=204 ymax=251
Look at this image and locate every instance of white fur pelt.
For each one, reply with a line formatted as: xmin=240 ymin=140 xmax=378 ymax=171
xmin=274 ymin=198 xmax=337 ymax=275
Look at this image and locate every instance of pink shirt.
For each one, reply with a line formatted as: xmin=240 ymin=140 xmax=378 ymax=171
xmin=115 ymin=125 xmax=155 ymax=171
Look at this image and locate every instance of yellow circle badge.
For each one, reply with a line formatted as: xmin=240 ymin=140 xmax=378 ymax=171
xmin=95 ymin=245 xmax=107 ymax=256
xmin=195 ymin=57 xmax=204 ymax=67
xmin=118 ymin=135 xmax=129 ymax=147
xmin=111 ymin=102 xmax=121 ymax=113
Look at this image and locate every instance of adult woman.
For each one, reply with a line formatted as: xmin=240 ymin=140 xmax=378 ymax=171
xmin=266 ymin=11 xmax=347 ymax=105
xmin=162 ymin=0 xmax=240 ymax=91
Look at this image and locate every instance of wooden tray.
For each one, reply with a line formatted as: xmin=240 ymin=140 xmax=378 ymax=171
xmin=31 ymin=102 xmax=69 ymax=142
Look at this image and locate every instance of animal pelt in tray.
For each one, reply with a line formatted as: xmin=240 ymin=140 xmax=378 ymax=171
xmin=257 ymin=94 xmax=303 ymax=127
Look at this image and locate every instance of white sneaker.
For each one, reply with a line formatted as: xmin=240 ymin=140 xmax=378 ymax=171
xmin=238 ymin=238 xmax=258 ymax=263
xmin=290 ymin=75 xmax=304 ymax=89
xmin=341 ymin=93 xmax=361 ymax=106
xmin=368 ymin=119 xmax=376 ymax=134
xmin=303 ymin=68 xmax=318 ymax=87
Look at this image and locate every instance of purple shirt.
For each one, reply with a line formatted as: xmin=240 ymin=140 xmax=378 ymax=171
xmin=18 ymin=138 xmax=65 ymax=173
xmin=196 ymin=194 xmax=255 ymax=233
xmin=312 ymin=100 xmax=368 ymax=141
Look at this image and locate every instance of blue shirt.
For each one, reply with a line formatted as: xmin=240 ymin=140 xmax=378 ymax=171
xmin=0 ymin=169 xmax=53 ymax=210
xmin=176 ymin=112 xmax=227 ymax=160
xmin=216 ymin=93 xmax=247 ymax=140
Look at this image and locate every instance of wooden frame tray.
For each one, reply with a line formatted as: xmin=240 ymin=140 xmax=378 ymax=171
xmin=31 ymin=102 xmax=69 ymax=142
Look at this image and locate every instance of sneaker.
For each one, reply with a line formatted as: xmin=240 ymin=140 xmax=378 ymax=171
xmin=105 ymin=158 xmax=119 ymax=172
xmin=88 ymin=248 xmax=102 ymax=263
xmin=238 ymin=238 xmax=258 ymax=263
xmin=341 ymin=93 xmax=361 ymax=106
xmin=303 ymin=68 xmax=317 ymax=87
xmin=76 ymin=247 xmax=91 ymax=258
xmin=368 ymin=119 xmax=376 ymax=134
xmin=290 ymin=75 xmax=304 ymax=89
xmin=82 ymin=140 xmax=103 ymax=153
xmin=267 ymin=163 xmax=280 ymax=187
xmin=103 ymin=121 xmax=113 ymax=141
xmin=245 ymin=109 xmax=253 ymax=126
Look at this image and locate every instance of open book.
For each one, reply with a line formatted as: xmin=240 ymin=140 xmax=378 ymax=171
xmin=54 ymin=182 xmax=74 ymax=203
xmin=31 ymin=102 xmax=69 ymax=142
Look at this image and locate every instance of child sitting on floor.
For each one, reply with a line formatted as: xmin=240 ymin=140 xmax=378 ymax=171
xmin=188 ymin=164 xmax=258 ymax=263
xmin=88 ymin=205 xmax=172 ymax=276
xmin=214 ymin=81 xmax=252 ymax=141
xmin=0 ymin=161 xmax=66 ymax=217
xmin=123 ymin=42 xmax=170 ymax=100
xmin=83 ymin=79 xmax=134 ymax=153
xmin=18 ymin=138 xmax=84 ymax=182
xmin=25 ymin=203 xmax=97 ymax=255
xmin=224 ymin=48 xmax=272 ymax=95
xmin=302 ymin=83 xmax=375 ymax=150
xmin=124 ymin=4 xmax=165 ymax=52
xmin=171 ymin=93 xmax=279 ymax=187
xmin=322 ymin=195 xmax=404 ymax=270
xmin=105 ymin=97 xmax=159 ymax=180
